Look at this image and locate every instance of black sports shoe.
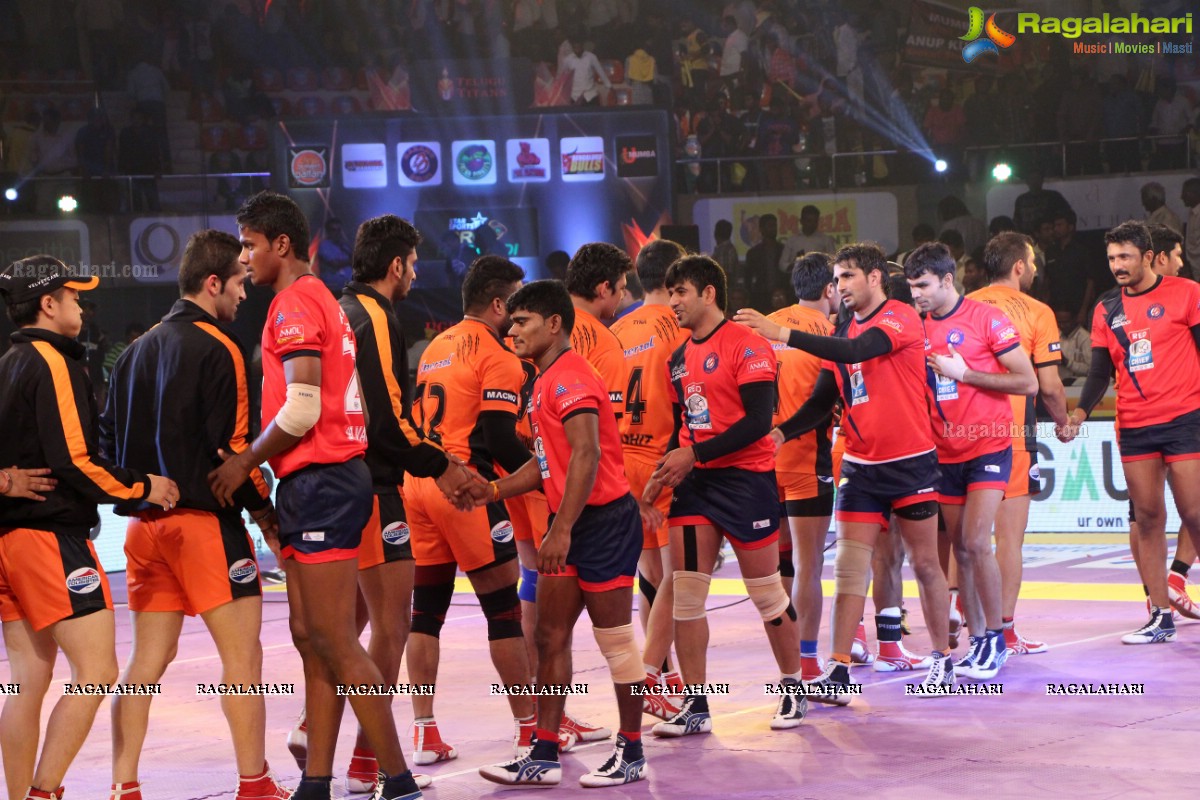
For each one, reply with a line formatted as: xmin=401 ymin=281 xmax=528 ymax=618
xmin=1121 ymin=607 xmax=1177 ymax=644
xmin=802 ymin=661 xmax=855 ymax=706
xmin=769 ymin=679 xmax=808 ymax=729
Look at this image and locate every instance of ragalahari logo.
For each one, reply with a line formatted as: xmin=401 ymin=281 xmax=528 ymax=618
xmin=961 ymin=7 xmax=1016 ymax=63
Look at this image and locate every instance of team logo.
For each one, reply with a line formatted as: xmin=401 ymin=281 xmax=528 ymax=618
xmin=703 ymin=353 xmax=719 ymax=373
xmin=455 ymin=142 xmax=495 ymax=182
xmin=1147 ymin=303 xmax=1165 ymax=319
xmin=228 ymin=558 xmax=259 ymax=584
xmin=398 ymin=143 xmax=442 ymax=187
xmin=491 ymin=520 xmax=515 ymax=543
xmin=960 ymin=7 xmax=1016 ymax=63
xmin=383 ymin=521 xmax=411 ymax=546
xmin=743 ymin=347 xmax=758 ymax=358
xmin=341 ymin=143 xmax=387 ymax=189
xmin=684 ymin=383 xmax=711 ymax=429
xmin=560 ymin=136 xmax=605 ymax=182
xmin=507 ymin=139 xmax=550 ymax=182
xmin=615 ymin=135 xmax=659 ymax=178
xmin=1110 ymin=312 xmax=1129 ymax=328
xmin=274 ymin=312 xmax=285 ymax=326
xmin=1029 ymin=464 xmax=1041 ymax=481
xmin=947 ymin=328 xmax=966 ymax=346
xmin=289 ymin=147 xmax=329 ymax=188
xmin=66 ymin=567 xmax=102 ymax=594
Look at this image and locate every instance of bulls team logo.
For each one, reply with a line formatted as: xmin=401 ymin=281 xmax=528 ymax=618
xmin=491 ymin=520 xmax=515 ymax=543
xmin=398 ymin=142 xmax=443 ymax=187
xmin=228 ymin=558 xmax=259 ymax=584
xmin=66 ymin=567 xmax=102 ymax=594
xmin=703 ymin=353 xmax=719 ymax=373
xmin=1147 ymin=303 xmax=1165 ymax=319
xmin=383 ymin=521 xmax=411 ymax=546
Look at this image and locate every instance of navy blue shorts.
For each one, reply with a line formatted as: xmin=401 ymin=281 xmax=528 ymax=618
xmin=836 ymin=451 xmax=940 ymax=529
xmin=546 ymin=493 xmax=641 ymax=591
xmin=277 ymin=458 xmax=373 ymax=564
xmin=669 ymin=467 xmax=780 ymax=549
xmin=1118 ymin=408 xmax=1200 ymax=463
xmin=937 ymin=447 xmax=1012 ymax=505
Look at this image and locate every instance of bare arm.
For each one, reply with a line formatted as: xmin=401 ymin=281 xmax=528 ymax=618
xmin=1036 ymin=363 xmax=1069 ymax=427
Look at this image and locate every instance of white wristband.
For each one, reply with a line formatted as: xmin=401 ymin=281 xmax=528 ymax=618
xmin=275 ymin=383 xmax=322 ymax=436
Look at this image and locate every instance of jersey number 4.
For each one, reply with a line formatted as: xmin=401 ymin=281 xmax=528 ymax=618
xmin=414 ymin=382 xmax=447 ymax=444
xmin=625 ymin=367 xmax=646 ymax=425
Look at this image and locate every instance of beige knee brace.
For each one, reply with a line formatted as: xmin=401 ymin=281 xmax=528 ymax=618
xmin=672 ymin=570 xmax=712 ymax=621
xmin=834 ymin=539 xmax=873 ymax=597
xmin=744 ymin=573 xmax=791 ymax=621
xmin=593 ymin=624 xmax=645 ymax=684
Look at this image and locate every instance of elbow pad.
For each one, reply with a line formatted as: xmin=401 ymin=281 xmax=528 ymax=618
xmin=275 ymin=383 xmax=321 ymax=436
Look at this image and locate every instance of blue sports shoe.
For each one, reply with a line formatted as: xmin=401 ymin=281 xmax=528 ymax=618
xmin=478 ymin=752 xmax=561 ymax=786
xmin=579 ymin=734 xmax=649 ymax=787
xmin=651 ymin=695 xmax=713 ymax=737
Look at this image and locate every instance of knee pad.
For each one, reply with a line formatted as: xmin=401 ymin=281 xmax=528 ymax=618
xmin=834 ymin=539 xmax=873 ymax=598
xmin=779 ymin=553 xmax=796 ymax=579
xmin=896 ymin=500 xmax=938 ymax=521
xmin=638 ymin=570 xmax=658 ymax=607
xmin=672 ymin=570 xmax=712 ymax=621
xmin=593 ymin=623 xmax=645 ymax=684
xmin=518 ymin=564 xmax=538 ymax=603
xmin=411 ymin=579 xmax=455 ymax=638
xmin=477 ymin=584 xmax=523 ymax=641
xmin=744 ymin=573 xmax=792 ymax=625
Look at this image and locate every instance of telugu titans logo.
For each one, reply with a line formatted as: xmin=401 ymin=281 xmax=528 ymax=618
xmin=961 ymin=7 xmax=1016 ymax=63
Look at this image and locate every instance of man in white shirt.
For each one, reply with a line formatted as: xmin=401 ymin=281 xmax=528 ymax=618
xmin=719 ymin=15 xmax=748 ymax=84
xmin=562 ymin=41 xmax=611 ymax=105
xmin=1142 ymin=181 xmax=1183 ymax=233
xmin=778 ymin=205 xmax=837 ymax=273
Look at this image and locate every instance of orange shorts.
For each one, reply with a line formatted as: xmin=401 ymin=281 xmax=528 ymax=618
xmin=404 ymin=475 xmax=518 ymax=572
xmin=125 ymin=509 xmax=261 ymax=616
xmin=359 ymin=489 xmax=413 ymax=570
xmin=0 ymin=528 xmax=113 ymax=631
xmin=624 ymin=456 xmax=671 ymax=549
xmin=506 ymin=490 xmax=549 ymax=548
xmin=1004 ymin=449 xmax=1039 ymax=499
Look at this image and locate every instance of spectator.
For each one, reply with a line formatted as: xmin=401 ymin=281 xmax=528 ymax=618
xmin=126 ymin=52 xmax=172 ymax=171
xmin=894 ymin=222 xmax=935 ymax=266
xmin=779 ymin=204 xmax=836 ymax=274
xmin=76 ymin=0 xmax=121 ymax=89
xmin=962 ymin=75 xmax=998 ymax=145
xmin=562 ymin=39 xmax=611 ymax=105
xmin=32 ymin=106 xmax=77 ymax=176
xmin=1057 ymin=70 xmax=1103 ymax=176
xmin=833 ymin=11 xmax=864 ymax=110
xmin=710 ymin=219 xmax=739 ymax=280
xmin=625 ymin=38 xmax=658 ymax=106
xmin=924 ymin=86 xmax=965 ymax=151
xmin=937 ymin=195 xmax=988 ymax=257
xmin=676 ymin=19 xmax=710 ymax=106
xmin=102 ymin=322 xmax=147 ymax=385
xmin=764 ymin=30 xmax=796 ymax=90
xmin=1012 ymin=169 xmax=1070 ymax=235
xmin=1055 ymin=309 xmax=1092 ymax=385
xmin=1183 ymin=177 xmax=1200 ymax=275
xmin=545 ymin=249 xmax=570 ymax=281
xmin=210 ymin=150 xmax=247 ymax=212
xmin=1149 ymin=78 xmax=1194 ymax=169
xmin=937 ymin=228 xmax=967 ymax=290
xmin=1141 ymin=181 xmax=1183 ymax=233
xmin=4 ymin=108 xmax=40 ymax=176
xmin=988 ymin=216 xmax=1016 ymax=237
xmin=755 ymin=95 xmax=798 ymax=192
xmin=1102 ymin=73 xmax=1141 ymax=173
xmin=962 ymin=255 xmax=986 ymax=294
xmin=1044 ymin=209 xmax=1096 ymax=328
xmin=744 ymin=213 xmax=783 ymax=310
xmin=317 ymin=217 xmax=354 ymax=294
xmin=118 ymin=108 xmax=162 ymax=212
xmin=78 ymin=298 xmax=109 ymax=389
xmin=75 ymin=107 xmax=117 ymax=213
xmin=718 ymin=14 xmax=748 ymax=91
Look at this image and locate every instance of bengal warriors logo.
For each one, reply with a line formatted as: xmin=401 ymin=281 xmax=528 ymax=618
xmin=456 ymin=144 xmax=493 ymax=181
xmin=401 ymin=145 xmax=439 ymax=183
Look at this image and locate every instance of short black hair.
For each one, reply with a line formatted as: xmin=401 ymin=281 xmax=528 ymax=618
xmin=833 ymin=242 xmax=889 ymax=283
xmin=352 ymin=215 xmax=422 ymax=283
xmin=801 ymin=204 xmax=820 ymax=217
xmin=6 ymin=287 xmax=65 ymax=327
xmin=462 ymin=255 xmax=525 ymax=314
xmin=235 ymin=191 xmax=311 ymax=260
xmin=714 ymin=219 xmax=733 ymax=240
xmin=937 ymin=228 xmax=965 ymax=249
xmin=912 ymin=223 xmax=935 ymax=241
xmin=988 ymin=215 xmax=1016 ymax=235
xmin=1053 ymin=208 xmax=1077 ymax=227
xmin=178 ymin=229 xmax=242 ymax=296
xmin=982 ymin=231 xmax=1033 ymax=282
xmin=791 ymin=252 xmax=834 ymax=301
xmin=665 ymin=254 xmax=727 ymax=312
xmin=903 ymin=242 xmax=956 ymax=281
xmin=506 ymin=279 xmax=575 ymax=335
xmin=1104 ymin=220 xmax=1152 ymax=255
xmin=635 ymin=239 xmax=685 ymax=292
xmin=1146 ymin=222 xmax=1183 ymax=258
xmin=545 ymin=250 xmax=570 ymax=280
xmin=564 ymin=242 xmax=632 ymax=300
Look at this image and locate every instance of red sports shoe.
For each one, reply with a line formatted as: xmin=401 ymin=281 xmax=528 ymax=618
xmin=236 ymin=765 xmax=292 ymax=800
xmin=110 ymin=783 xmax=141 ymax=800
xmin=24 ymin=788 xmax=63 ymax=800
xmin=662 ymin=670 xmax=685 ymax=693
xmin=1168 ymin=572 xmax=1200 ymax=620
xmin=641 ymin=676 xmax=683 ymax=720
xmin=412 ymin=719 xmax=458 ymax=765
xmin=850 ymin=621 xmax=874 ymax=665
xmin=873 ymin=641 xmax=933 ymax=672
xmin=514 ymin=716 xmax=536 ymax=754
xmin=800 ymin=656 xmax=824 ymax=682
xmin=346 ymin=748 xmax=378 ymax=795
xmin=559 ymin=712 xmax=611 ymax=752
xmin=285 ymin=711 xmax=307 ymax=772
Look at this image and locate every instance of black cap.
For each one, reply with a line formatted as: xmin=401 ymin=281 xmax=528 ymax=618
xmin=0 ymin=255 xmax=99 ymax=304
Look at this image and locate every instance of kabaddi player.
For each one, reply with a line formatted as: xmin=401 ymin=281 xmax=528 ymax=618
xmin=0 ymin=257 xmax=178 ymax=800
xmin=337 ymin=215 xmax=476 ymax=791
xmin=970 ymin=232 xmax=1070 ymax=654
xmin=648 ymin=255 xmax=806 ymax=734
xmin=403 ymin=256 xmax=535 ymax=764
xmin=609 ymin=239 xmax=689 ymax=717
xmin=102 ymin=231 xmax=288 ymax=800
xmin=739 ymin=243 xmax=954 ymax=699
xmin=208 ymin=192 xmax=422 ymax=800
xmin=904 ymin=242 xmax=1037 ymax=680
xmin=1126 ymin=224 xmax=1199 ymax=620
xmin=1063 ymin=221 xmax=1200 ymax=645
xmin=468 ymin=280 xmax=645 ymax=786
xmin=764 ymin=253 xmax=836 ymax=680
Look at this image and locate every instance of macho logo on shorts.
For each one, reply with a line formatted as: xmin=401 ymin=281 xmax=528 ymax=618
xmin=228 ymin=558 xmax=259 ymax=584
xmin=66 ymin=567 xmax=102 ymax=594
xmin=960 ymin=7 xmax=1016 ymax=63
xmin=383 ymin=521 xmax=410 ymax=546
xmin=491 ymin=520 xmax=515 ymax=544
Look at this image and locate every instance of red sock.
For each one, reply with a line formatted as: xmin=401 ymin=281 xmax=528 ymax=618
xmin=619 ymin=730 xmax=641 ymax=742
xmin=536 ymin=727 xmax=559 ymax=743
xmin=239 ymin=764 xmax=269 ymax=783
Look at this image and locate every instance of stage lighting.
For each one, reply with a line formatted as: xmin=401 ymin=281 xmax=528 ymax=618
xmin=58 ymin=194 xmax=78 ymax=213
xmin=3 ymin=188 xmax=16 ymax=202
xmin=934 ymin=158 xmax=949 ymax=173
xmin=992 ymin=162 xmax=1013 ymax=182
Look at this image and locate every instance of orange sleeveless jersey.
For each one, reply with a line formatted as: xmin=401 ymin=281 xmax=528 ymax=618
xmin=570 ymin=306 xmax=627 ymax=413
xmin=610 ymin=304 xmax=689 ymax=464
xmin=767 ymin=304 xmax=834 ymax=475
xmin=968 ymin=285 xmax=1062 ymax=452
